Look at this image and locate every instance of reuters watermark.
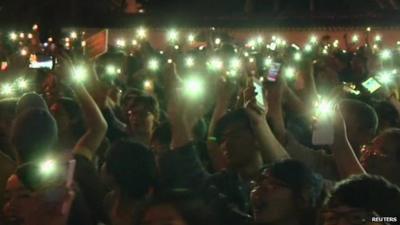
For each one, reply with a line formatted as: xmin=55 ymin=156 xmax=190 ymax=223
xmin=371 ymin=217 xmax=397 ymax=224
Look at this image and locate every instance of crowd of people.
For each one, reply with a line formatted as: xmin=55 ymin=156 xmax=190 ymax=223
xmin=0 ymin=25 xmax=400 ymax=225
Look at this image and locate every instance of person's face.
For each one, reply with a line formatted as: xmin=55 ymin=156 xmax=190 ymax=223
xmin=219 ymin=121 xmax=258 ymax=169
xmin=3 ymin=175 xmax=39 ymax=224
xmin=321 ymin=206 xmax=383 ymax=225
xmin=127 ymin=104 xmax=156 ymax=137
xmin=140 ymin=204 xmax=187 ymax=225
xmin=360 ymin=134 xmax=400 ymax=185
xmin=250 ymin=171 xmax=296 ymax=223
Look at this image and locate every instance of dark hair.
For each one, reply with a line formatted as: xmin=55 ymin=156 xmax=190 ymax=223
xmin=340 ymin=99 xmax=379 ymax=134
xmin=121 ymin=88 xmax=144 ymax=107
xmin=58 ymin=98 xmax=85 ymax=140
xmin=214 ymin=109 xmax=252 ymax=143
xmin=151 ymin=121 xmax=172 ymax=146
xmin=133 ymin=189 xmax=218 ymax=225
xmin=11 ymin=109 xmax=58 ymax=163
xmin=131 ymin=95 xmax=160 ymax=121
xmin=374 ymin=100 xmax=400 ymax=129
xmin=105 ymin=139 xmax=157 ymax=199
xmin=263 ymin=160 xmax=324 ymax=225
xmin=265 ymin=159 xmax=324 ymax=208
xmin=377 ymin=128 xmax=400 ymax=162
xmin=326 ymin=174 xmax=400 ymax=221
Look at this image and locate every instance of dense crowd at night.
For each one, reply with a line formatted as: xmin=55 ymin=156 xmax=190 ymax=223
xmin=0 ymin=24 xmax=399 ymax=225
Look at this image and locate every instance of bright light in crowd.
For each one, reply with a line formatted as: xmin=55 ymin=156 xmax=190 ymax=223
xmin=116 ymin=39 xmax=126 ymax=48
xmin=81 ymin=41 xmax=86 ymax=47
xmin=352 ymin=35 xmax=359 ymax=43
xmin=375 ymin=35 xmax=382 ymax=42
xmin=333 ymin=40 xmax=339 ymax=48
xmin=275 ymin=38 xmax=283 ymax=45
xmin=39 ymin=159 xmax=57 ymax=176
xmin=167 ymin=29 xmax=179 ymax=42
xmin=256 ymin=36 xmax=263 ymax=44
xmin=148 ymin=59 xmax=159 ymax=71
xmin=167 ymin=59 xmax=173 ymax=64
xmin=310 ymin=35 xmax=318 ymax=44
xmin=284 ymin=67 xmax=296 ymax=79
xmin=315 ymin=98 xmax=334 ymax=118
xmin=106 ymin=65 xmax=117 ymax=75
xmin=377 ymin=71 xmax=393 ymax=84
xmin=70 ymin=31 xmax=78 ymax=39
xmin=183 ymin=77 xmax=204 ymax=98
xmin=208 ymin=57 xmax=223 ymax=71
xmin=132 ymin=39 xmax=138 ymax=46
xmin=136 ymin=27 xmax=147 ymax=39
xmin=322 ymin=49 xmax=329 ymax=55
xmin=366 ymin=27 xmax=371 ymax=32
xmin=1 ymin=83 xmax=13 ymax=95
xmin=247 ymin=39 xmax=256 ymax=47
xmin=20 ymin=49 xmax=28 ymax=56
xmin=380 ymin=49 xmax=392 ymax=60
xmin=188 ymin=34 xmax=195 ymax=43
xmin=143 ymin=80 xmax=153 ymax=90
xmin=230 ymin=57 xmax=241 ymax=70
xmin=174 ymin=45 xmax=179 ymax=50
xmin=17 ymin=78 xmax=28 ymax=90
xmin=27 ymin=33 xmax=33 ymax=39
xmin=19 ymin=33 xmax=25 ymax=39
xmin=72 ymin=65 xmax=88 ymax=83
xmin=294 ymin=52 xmax=302 ymax=61
xmin=185 ymin=57 xmax=195 ymax=67
xmin=304 ymin=44 xmax=312 ymax=52
xmin=215 ymin=38 xmax=221 ymax=45
xmin=264 ymin=57 xmax=273 ymax=66
xmin=9 ymin=32 xmax=17 ymax=41
xmin=249 ymin=57 xmax=255 ymax=63
xmin=48 ymin=37 xmax=53 ymax=42
xmin=32 ymin=24 xmax=39 ymax=30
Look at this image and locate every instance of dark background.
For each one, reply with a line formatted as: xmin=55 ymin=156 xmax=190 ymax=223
xmin=1 ymin=0 xmax=400 ymax=29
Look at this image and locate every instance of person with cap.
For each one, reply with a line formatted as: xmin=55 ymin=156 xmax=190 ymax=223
xmin=3 ymin=77 xmax=109 ymax=224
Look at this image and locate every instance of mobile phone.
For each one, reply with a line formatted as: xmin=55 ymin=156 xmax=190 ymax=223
xmin=29 ymin=54 xmax=54 ymax=69
xmin=312 ymin=117 xmax=334 ymax=145
xmin=253 ymin=78 xmax=265 ymax=107
xmin=266 ymin=62 xmax=281 ymax=82
xmin=362 ymin=77 xmax=381 ymax=93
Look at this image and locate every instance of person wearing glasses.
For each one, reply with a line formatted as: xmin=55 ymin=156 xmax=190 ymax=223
xmin=250 ymin=159 xmax=325 ymax=225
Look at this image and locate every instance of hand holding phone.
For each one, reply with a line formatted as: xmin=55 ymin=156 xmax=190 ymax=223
xmin=266 ymin=62 xmax=282 ymax=82
xmin=253 ymin=78 xmax=265 ymax=108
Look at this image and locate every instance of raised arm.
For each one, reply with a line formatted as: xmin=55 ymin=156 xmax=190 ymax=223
xmin=244 ymin=80 xmax=290 ymax=163
xmin=71 ymin=72 xmax=108 ymax=161
xmin=331 ymin=106 xmax=366 ymax=177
